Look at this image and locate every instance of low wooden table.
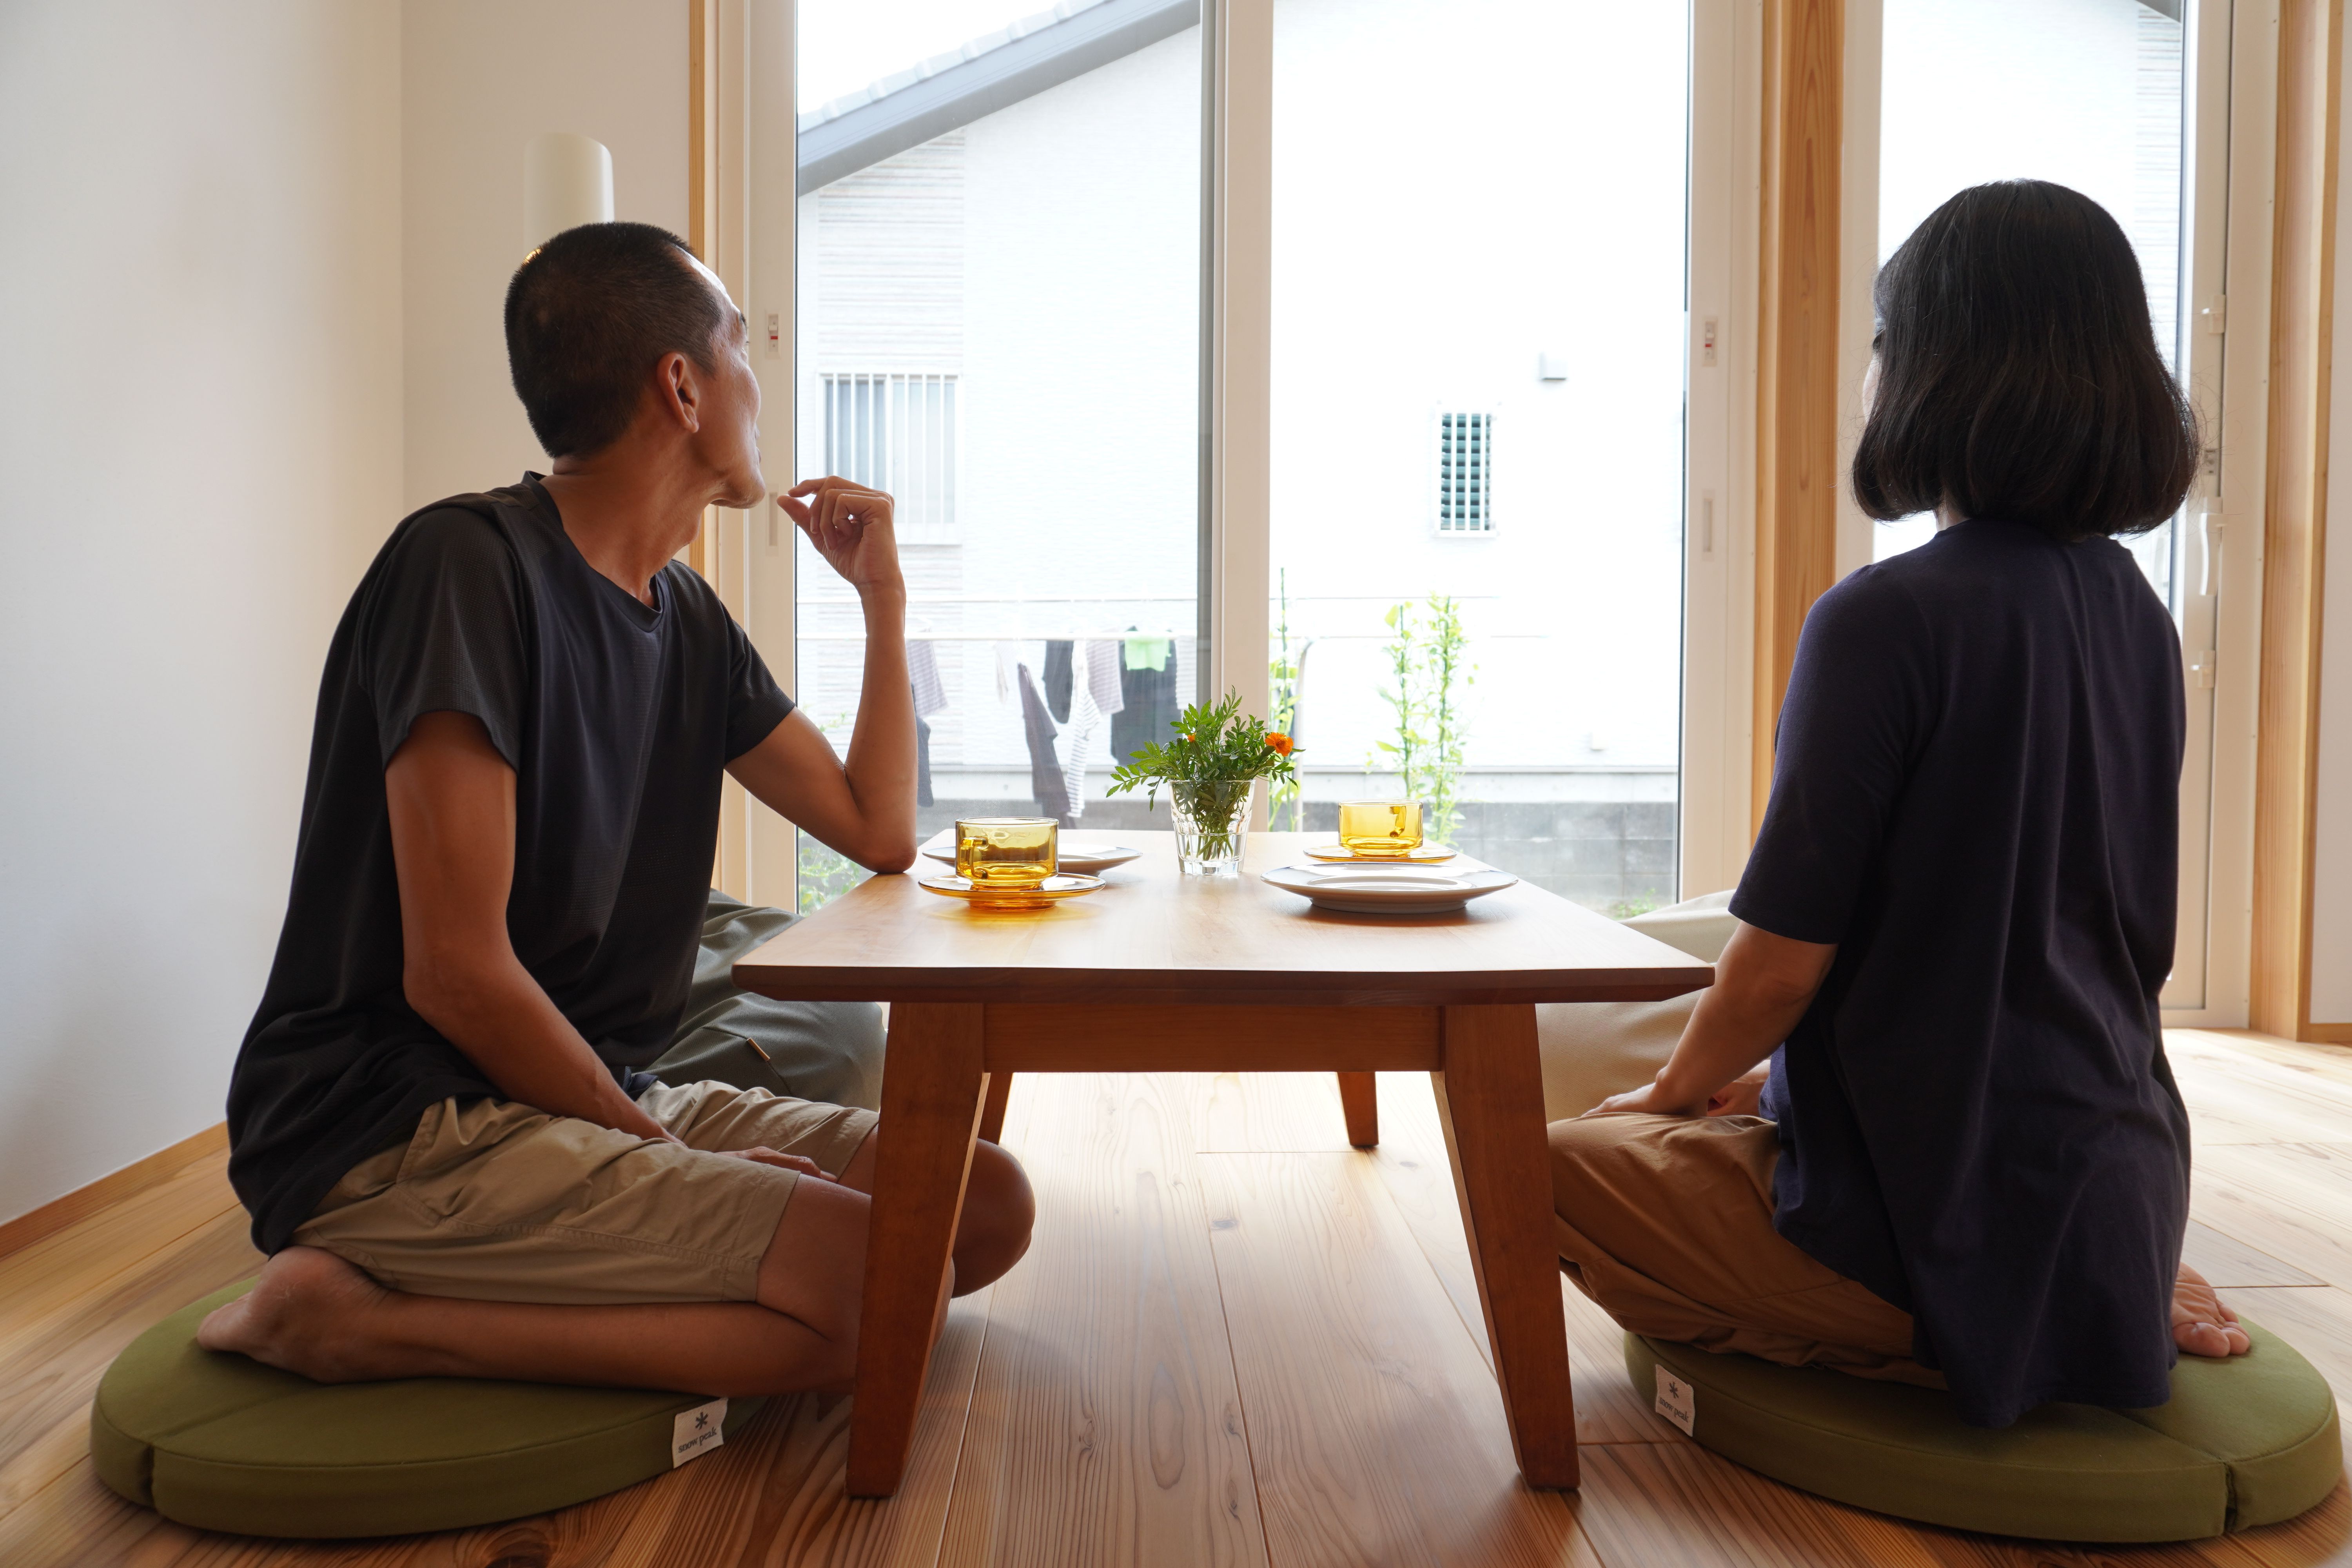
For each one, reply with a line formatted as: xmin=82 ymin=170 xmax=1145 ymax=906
xmin=734 ymin=831 xmax=1711 ymax=1496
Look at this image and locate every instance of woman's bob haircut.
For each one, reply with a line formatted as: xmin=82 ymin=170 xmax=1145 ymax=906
xmin=1851 ymin=180 xmax=2199 ymax=542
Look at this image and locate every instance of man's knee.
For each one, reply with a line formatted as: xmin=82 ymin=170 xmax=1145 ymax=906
xmin=757 ymin=1172 xmax=870 ymax=1343
xmin=953 ymin=1141 xmax=1034 ymax=1293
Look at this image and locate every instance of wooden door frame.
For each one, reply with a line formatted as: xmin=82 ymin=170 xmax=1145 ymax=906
xmin=691 ymin=0 xmax=765 ymax=901
xmin=2252 ymin=0 xmax=2345 ymax=1042
xmin=1750 ymin=0 xmax=1847 ymax=828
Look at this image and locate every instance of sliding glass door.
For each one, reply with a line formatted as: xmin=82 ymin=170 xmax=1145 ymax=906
xmin=1872 ymin=0 xmax=2229 ymax=1007
xmin=791 ymin=0 xmax=1203 ymax=907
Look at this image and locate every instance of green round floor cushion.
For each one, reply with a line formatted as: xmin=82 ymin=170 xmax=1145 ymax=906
xmin=91 ymin=1282 xmax=764 ymax=1538
xmin=1627 ymin=1323 xmax=2341 ymax=1542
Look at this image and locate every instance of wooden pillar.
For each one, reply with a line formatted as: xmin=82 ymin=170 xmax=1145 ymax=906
xmin=1751 ymin=0 xmax=1846 ymax=828
xmin=688 ymin=0 xmax=756 ymax=899
xmin=2252 ymin=0 xmax=2344 ymax=1041
xmin=686 ymin=0 xmax=721 ymax=584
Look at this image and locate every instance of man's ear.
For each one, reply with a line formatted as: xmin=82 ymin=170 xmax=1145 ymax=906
xmin=655 ymin=351 xmax=701 ymax=435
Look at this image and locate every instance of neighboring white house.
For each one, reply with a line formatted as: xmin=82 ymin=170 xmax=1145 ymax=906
xmin=789 ymin=0 xmax=2187 ymax=909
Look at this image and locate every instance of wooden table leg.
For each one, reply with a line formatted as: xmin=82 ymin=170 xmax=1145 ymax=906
xmin=847 ymin=1001 xmax=989 ymax=1497
xmin=977 ymin=1070 xmax=1014 ymax=1145
xmin=1335 ymin=1071 xmax=1379 ymax=1147
xmin=1432 ymin=1004 xmax=1578 ymax=1488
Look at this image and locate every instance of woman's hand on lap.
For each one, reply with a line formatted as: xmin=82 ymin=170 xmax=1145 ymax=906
xmin=1584 ymin=1072 xmax=1712 ymax=1119
xmin=1586 ymin=1060 xmax=1772 ymax=1119
xmin=1706 ymin=1065 xmax=1772 ymax=1118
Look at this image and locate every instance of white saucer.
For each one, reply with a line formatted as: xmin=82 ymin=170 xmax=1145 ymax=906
xmin=919 ymin=834 xmax=1143 ymax=875
xmin=1260 ymin=862 xmax=1518 ymax=915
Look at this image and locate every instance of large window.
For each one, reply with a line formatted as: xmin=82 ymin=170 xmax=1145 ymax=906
xmin=1266 ymin=0 xmax=1692 ymax=915
xmin=793 ymin=0 xmax=1202 ymax=907
xmin=764 ymin=0 xmax=2256 ymax=1016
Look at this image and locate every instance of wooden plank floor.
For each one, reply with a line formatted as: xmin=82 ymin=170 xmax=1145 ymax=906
xmin=1 ymin=1027 xmax=2348 ymax=1566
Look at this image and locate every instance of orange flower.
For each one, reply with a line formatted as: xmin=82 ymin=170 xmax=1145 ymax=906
xmin=1263 ymin=731 xmax=1293 ymax=755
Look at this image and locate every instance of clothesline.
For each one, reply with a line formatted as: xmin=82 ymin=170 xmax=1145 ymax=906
xmin=795 ymin=631 xmax=1545 ymax=644
xmin=792 ymin=631 xmax=1188 ymax=644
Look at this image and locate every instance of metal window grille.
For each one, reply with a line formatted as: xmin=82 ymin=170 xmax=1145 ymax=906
xmin=1437 ymin=411 xmax=1493 ymax=533
xmin=822 ymin=372 xmax=958 ymax=542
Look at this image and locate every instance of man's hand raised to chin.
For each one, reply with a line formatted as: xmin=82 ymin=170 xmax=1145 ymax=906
xmin=727 ymin=476 xmax=920 ymax=875
xmin=782 ymin=477 xmax=903 ymax=598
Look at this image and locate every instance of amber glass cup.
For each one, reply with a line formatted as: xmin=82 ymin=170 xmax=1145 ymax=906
xmin=955 ymin=817 xmax=1059 ymax=886
xmin=1336 ymin=800 xmax=1425 ymax=858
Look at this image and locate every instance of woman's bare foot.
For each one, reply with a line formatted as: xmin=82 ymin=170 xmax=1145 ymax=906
xmin=197 ymin=1247 xmax=420 ymax=1382
xmin=2173 ymin=1263 xmax=2252 ymax=1358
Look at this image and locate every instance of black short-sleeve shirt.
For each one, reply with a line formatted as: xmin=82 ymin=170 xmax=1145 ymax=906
xmin=1736 ymin=519 xmax=2189 ymax=1428
xmin=225 ymin=477 xmax=793 ymax=1253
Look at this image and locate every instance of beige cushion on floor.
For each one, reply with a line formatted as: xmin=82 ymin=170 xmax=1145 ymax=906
xmin=1539 ymin=890 xmax=1730 ymax=1120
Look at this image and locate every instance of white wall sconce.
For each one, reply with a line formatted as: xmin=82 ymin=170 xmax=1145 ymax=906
xmin=1536 ymin=350 xmax=1569 ymax=381
xmin=523 ymin=132 xmax=614 ymax=253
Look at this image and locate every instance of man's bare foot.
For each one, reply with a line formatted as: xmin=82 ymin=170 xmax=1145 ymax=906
xmin=2173 ymin=1263 xmax=2252 ymax=1359
xmin=197 ymin=1247 xmax=416 ymax=1382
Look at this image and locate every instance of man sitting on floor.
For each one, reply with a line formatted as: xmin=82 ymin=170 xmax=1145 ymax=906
xmin=203 ymin=221 xmax=1032 ymax=1397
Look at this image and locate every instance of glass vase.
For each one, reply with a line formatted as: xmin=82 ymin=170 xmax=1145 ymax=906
xmin=1169 ymin=781 xmax=1255 ymax=876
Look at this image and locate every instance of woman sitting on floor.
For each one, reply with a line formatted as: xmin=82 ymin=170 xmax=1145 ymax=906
xmin=1552 ymin=179 xmax=2246 ymax=1428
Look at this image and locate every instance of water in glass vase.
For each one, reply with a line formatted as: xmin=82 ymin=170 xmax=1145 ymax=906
xmin=1171 ymin=785 xmax=1254 ymax=877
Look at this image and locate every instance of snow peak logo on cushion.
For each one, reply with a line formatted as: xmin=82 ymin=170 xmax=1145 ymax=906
xmin=1653 ymin=1366 xmax=1696 ymax=1435
xmin=672 ymin=1397 xmax=730 ymax=1466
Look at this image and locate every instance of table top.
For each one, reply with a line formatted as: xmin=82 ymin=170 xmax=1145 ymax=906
xmin=735 ymin=832 xmax=1713 ymax=1007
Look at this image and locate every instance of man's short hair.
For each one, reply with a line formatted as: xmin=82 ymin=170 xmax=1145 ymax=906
xmin=504 ymin=222 xmax=731 ymax=460
xmin=1851 ymin=180 xmax=2198 ymax=542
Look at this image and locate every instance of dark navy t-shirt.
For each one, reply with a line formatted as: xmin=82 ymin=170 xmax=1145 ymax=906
xmin=225 ymin=477 xmax=794 ymax=1254
xmin=1737 ymin=518 xmax=2189 ymax=1427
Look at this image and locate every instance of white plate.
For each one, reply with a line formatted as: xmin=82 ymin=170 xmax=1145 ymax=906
xmin=1260 ymin=862 xmax=1518 ymax=915
xmin=919 ymin=834 xmax=1143 ymax=875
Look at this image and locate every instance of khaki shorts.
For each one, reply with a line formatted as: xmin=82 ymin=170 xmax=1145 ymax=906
xmin=292 ymin=1081 xmax=877 ymax=1306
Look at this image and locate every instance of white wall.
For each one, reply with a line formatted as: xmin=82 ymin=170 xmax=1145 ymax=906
xmin=401 ymin=0 xmax=688 ymax=507
xmin=0 ymin=1 xmax=404 ymax=1226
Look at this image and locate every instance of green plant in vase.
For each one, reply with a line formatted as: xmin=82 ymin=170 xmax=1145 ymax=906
xmin=1107 ymin=689 xmax=1299 ymax=875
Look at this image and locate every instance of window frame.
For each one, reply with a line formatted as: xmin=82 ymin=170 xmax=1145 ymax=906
xmin=1432 ymin=408 xmax=1500 ymax=537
